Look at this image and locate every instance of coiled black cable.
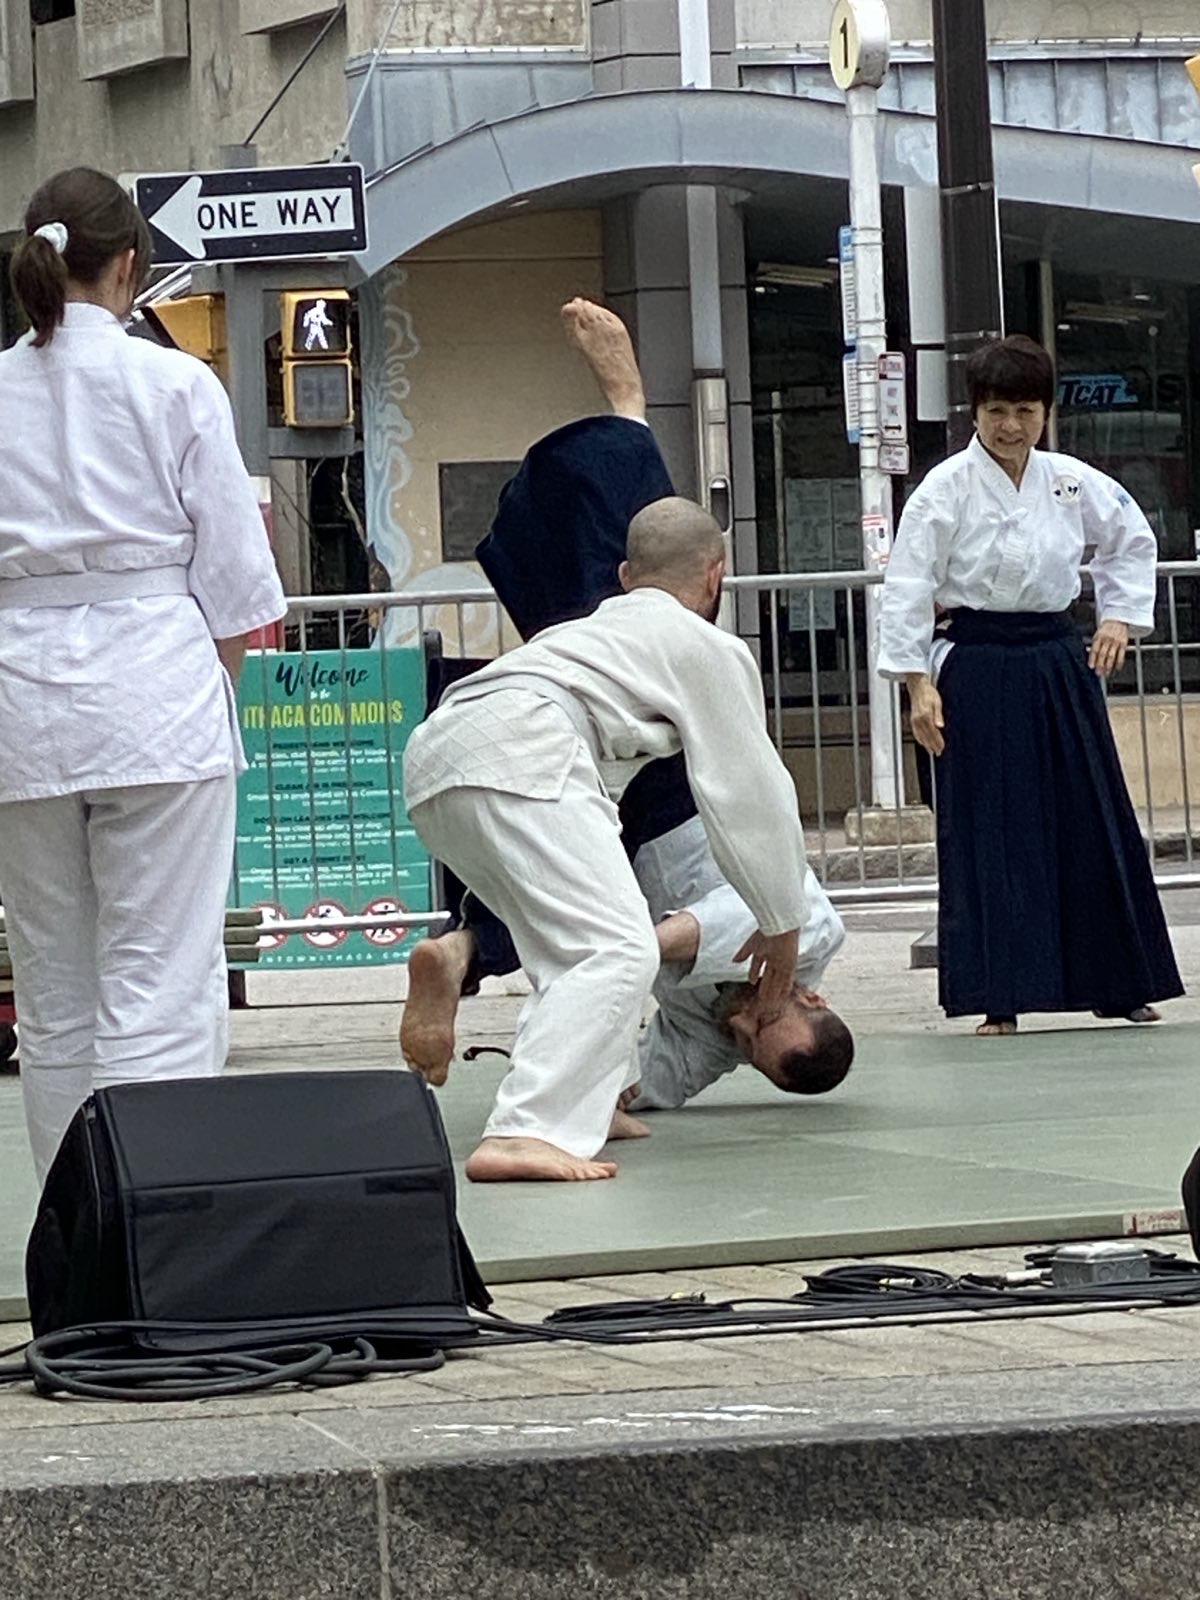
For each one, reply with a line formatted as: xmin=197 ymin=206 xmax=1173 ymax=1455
xmin=3 ymin=1252 xmax=1198 ymax=1401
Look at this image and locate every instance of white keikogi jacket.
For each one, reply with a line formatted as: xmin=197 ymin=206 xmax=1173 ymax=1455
xmin=404 ymin=586 xmax=808 ymax=940
xmin=0 ymin=302 xmax=285 ymax=804
xmin=877 ymin=436 xmax=1158 ymax=683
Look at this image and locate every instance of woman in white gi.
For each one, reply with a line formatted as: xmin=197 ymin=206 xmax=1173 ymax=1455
xmin=878 ymin=335 xmax=1182 ymax=1035
xmin=0 ymin=168 xmax=286 ymax=1182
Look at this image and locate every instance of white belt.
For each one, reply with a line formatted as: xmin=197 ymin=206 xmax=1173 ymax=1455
xmin=0 ymin=566 xmax=191 ymax=610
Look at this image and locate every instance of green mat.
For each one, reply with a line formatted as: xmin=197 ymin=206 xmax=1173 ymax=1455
xmin=1 ymin=1024 xmax=1194 ymax=1315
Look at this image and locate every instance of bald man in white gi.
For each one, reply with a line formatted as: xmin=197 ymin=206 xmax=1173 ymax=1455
xmin=403 ymin=499 xmax=807 ymax=1182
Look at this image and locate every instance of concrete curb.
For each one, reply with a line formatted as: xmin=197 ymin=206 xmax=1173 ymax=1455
xmin=3 ymin=1362 xmax=1200 ymax=1598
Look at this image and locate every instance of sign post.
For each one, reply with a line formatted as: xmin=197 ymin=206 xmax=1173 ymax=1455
xmin=830 ymin=0 xmax=902 ymax=810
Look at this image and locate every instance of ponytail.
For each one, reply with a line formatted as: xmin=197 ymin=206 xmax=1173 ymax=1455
xmin=10 ymin=232 xmax=70 ymax=350
xmin=9 ymin=168 xmax=152 ymax=349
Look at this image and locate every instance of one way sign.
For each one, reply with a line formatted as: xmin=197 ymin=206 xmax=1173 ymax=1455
xmin=131 ymin=164 xmax=367 ymax=267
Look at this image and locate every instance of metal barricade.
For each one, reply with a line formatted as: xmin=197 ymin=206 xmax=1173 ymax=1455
xmin=235 ymin=561 xmax=1200 ymax=957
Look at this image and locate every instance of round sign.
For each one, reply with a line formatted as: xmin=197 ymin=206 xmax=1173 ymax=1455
xmin=253 ymin=902 xmax=289 ymax=950
xmin=362 ymin=897 xmax=407 ymax=948
xmin=829 ymin=0 xmax=891 ymax=92
xmin=302 ymin=900 xmax=350 ymax=949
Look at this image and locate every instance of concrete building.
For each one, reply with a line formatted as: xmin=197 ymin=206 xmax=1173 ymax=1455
xmin=2 ymin=1 xmax=1200 ymax=808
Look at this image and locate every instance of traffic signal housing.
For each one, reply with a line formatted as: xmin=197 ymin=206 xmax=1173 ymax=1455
xmin=280 ymin=289 xmax=354 ymax=428
xmin=143 ymin=294 xmax=227 ymax=384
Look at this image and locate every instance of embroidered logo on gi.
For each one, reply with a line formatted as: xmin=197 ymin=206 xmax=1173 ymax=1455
xmin=1052 ymin=475 xmax=1081 ymax=504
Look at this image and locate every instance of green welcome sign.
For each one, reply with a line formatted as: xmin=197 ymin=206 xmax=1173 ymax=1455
xmin=229 ymin=648 xmax=431 ymax=968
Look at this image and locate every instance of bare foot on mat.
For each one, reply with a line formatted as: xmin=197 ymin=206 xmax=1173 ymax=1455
xmin=465 ymin=1137 xmax=619 ymax=1183
xmin=607 ymin=1107 xmax=651 ymax=1141
xmin=976 ymin=1017 xmax=1018 ymax=1037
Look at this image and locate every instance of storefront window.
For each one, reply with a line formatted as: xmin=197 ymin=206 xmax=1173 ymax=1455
xmin=750 ymin=280 xmax=864 ymax=693
xmin=1054 ymin=272 xmax=1197 ymax=691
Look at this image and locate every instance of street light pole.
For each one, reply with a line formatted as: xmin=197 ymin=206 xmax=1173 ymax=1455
xmin=932 ymin=0 xmax=1003 ymax=452
xmin=831 ymin=0 xmax=899 ymax=809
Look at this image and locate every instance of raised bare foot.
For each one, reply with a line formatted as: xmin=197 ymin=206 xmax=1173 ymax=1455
xmin=561 ymin=298 xmax=646 ymax=421
xmin=400 ymin=933 xmax=473 ymax=1086
xmin=976 ymin=1016 xmax=1018 ymax=1037
xmin=617 ymin=1082 xmax=642 ymax=1112
xmin=465 ymin=1136 xmax=618 ymax=1183
xmin=1093 ymin=1005 xmax=1161 ymax=1024
xmin=608 ymin=1107 xmax=651 ymax=1141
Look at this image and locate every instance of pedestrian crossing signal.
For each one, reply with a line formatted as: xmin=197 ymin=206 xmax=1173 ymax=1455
xmin=283 ymin=362 xmax=354 ymax=428
xmin=281 ymin=290 xmax=351 ymax=359
xmin=279 ymin=289 xmax=353 ymax=427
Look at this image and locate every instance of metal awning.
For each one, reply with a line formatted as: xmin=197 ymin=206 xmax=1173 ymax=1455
xmin=357 ymin=86 xmax=1200 ymax=279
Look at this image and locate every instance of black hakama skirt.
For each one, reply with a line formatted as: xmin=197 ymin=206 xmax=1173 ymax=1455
xmin=934 ymin=608 xmax=1184 ymax=1019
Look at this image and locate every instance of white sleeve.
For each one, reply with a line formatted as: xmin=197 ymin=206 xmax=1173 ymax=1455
xmin=672 ymin=882 xmax=758 ymax=989
xmin=176 ymin=364 xmax=287 ymax=639
xmin=659 ymin=623 xmax=808 ymax=937
xmin=876 ymin=480 xmax=952 ymax=679
xmin=1081 ymin=466 xmax=1158 ymax=639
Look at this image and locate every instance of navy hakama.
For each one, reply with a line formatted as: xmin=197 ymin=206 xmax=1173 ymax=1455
xmin=935 ymin=608 xmax=1183 ymax=1018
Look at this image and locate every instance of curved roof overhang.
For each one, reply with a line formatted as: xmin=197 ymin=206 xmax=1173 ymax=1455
xmin=356 ymin=87 xmax=1200 ymax=280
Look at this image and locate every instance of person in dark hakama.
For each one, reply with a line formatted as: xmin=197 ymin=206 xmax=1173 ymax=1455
xmin=877 ymin=335 xmax=1183 ymax=1036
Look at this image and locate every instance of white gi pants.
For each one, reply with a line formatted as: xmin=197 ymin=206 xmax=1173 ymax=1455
xmin=0 ymin=775 xmax=236 ymax=1185
xmin=410 ymin=746 xmax=659 ymax=1158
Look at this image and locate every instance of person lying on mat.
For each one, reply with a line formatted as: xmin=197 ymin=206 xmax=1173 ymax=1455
xmin=413 ymin=749 xmax=853 ymax=1121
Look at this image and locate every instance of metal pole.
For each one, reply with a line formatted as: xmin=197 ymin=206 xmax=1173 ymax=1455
xmin=1038 ymin=258 xmax=1060 ymax=450
xmin=678 ymin=0 xmax=734 ymax=626
xmin=846 ymin=80 xmax=900 ymax=808
xmin=932 ymin=0 xmax=1003 ymax=453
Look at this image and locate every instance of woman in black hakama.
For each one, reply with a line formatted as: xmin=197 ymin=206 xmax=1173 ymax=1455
xmin=878 ymin=336 xmax=1183 ymax=1035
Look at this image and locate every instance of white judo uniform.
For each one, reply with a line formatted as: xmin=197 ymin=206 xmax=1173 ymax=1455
xmin=404 ymin=587 xmax=808 ymax=1159
xmin=0 ymin=302 xmax=286 ymax=1183
xmin=629 ymin=815 xmax=845 ymax=1110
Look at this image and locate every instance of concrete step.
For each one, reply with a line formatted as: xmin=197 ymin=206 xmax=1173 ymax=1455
xmin=813 ymin=824 xmax=1198 ymax=891
xmin=3 ymin=1362 xmax=1200 ymax=1598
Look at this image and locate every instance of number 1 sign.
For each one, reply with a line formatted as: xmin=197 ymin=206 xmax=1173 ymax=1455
xmin=829 ymin=0 xmax=891 ymax=92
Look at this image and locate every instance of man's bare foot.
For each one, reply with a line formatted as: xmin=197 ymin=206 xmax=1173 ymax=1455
xmin=465 ymin=1136 xmax=618 ymax=1182
xmin=561 ymin=298 xmax=646 ymax=421
xmin=976 ymin=1016 xmax=1018 ymax=1037
xmin=617 ymin=1082 xmax=642 ymax=1111
xmin=400 ymin=934 xmax=473 ymax=1086
xmin=608 ymin=1107 xmax=651 ymax=1141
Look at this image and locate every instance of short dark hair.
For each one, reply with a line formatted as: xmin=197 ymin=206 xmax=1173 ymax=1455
xmin=10 ymin=167 xmax=153 ymax=349
xmin=774 ymin=1009 xmax=855 ymax=1096
xmin=965 ymin=335 xmax=1056 ymax=414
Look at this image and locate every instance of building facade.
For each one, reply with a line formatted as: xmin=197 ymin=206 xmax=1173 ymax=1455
xmin=2 ymin=0 xmax=1199 ymax=805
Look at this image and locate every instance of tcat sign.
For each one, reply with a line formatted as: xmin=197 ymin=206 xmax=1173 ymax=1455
xmin=1057 ymin=375 xmax=1138 ymax=410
